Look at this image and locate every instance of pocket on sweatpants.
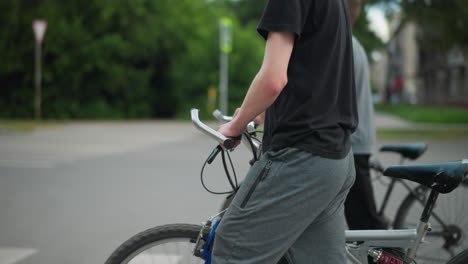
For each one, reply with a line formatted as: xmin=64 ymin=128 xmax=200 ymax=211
xmin=240 ymin=160 xmax=273 ymax=208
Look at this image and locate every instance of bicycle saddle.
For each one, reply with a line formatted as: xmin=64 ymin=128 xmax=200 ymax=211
xmin=379 ymin=143 xmax=427 ymax=160
xmin=383 ymin=160 xmax=468 ymax=193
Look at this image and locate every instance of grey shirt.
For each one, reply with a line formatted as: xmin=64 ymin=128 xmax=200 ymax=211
xmin=351 ymin=36 xmax=376 ymax=154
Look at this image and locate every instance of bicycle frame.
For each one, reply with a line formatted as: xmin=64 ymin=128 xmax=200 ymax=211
xmin=349 ymin=185 xmax=444 ymax=264
xmin=375 ymin=156 xmax=421 ymax=220
xmin=345 ymin=228 xmax=418 ymax=263
xmin=196 ymin=213 xmax=428 ymax=264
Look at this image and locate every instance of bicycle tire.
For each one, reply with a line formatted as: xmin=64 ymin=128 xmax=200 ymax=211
xmin=446 ymin=248 xmax=468 ymax=264
xmin=393 ymin=184 xmax=468 ymax=264
xmin=105 ymin=224 xmax=203 ymax=264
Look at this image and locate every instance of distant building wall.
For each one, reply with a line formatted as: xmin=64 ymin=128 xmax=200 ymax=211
xmin=419 ymin=45 xmax=467 ymax=106
xmin=378 ymin=20 xmax=468 ymax=107
xmin=370 ymin=51 xmax=388 ymax=102
xmin=400 ymin=22 xmax=419 ymax=103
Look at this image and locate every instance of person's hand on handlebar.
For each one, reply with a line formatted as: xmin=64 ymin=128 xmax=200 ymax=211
xmin=218 ymin=121 xmax=243 ymax=149
xmin=217 ymin=105 xmax=266 ymax=149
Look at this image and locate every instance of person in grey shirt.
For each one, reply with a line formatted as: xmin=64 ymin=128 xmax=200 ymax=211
xmin=344 ymin=0 xmax=387 ymax=230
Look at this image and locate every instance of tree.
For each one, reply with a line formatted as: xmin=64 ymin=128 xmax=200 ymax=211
xmin=222 ymin=0 xmax=383 ymax=56
xmin=0 ymin=0 xmax=262 ymax=119
xmin=371 ymin=0 xmax=468 ymax=48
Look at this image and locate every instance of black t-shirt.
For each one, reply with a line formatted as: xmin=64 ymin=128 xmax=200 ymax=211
xmin=258 ymin=0 xmax=358 ymax=159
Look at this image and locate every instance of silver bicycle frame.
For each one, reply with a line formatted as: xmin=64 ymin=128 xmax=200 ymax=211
xmin=345 ymin=222 xmax=432 ymax=264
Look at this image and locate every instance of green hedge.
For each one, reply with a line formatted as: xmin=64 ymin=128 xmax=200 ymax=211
xmin=375 ymin=104 xmax=468 ymax=124
xmin=1 ymin=0 xmax=383 ymax=120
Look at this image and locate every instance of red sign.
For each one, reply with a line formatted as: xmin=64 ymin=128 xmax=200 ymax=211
xmin=33 ymin=19 xmax=47 ymax=44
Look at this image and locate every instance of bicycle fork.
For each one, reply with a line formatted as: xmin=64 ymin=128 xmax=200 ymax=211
xmin=193 ymin=212 xmax=225 ymax=264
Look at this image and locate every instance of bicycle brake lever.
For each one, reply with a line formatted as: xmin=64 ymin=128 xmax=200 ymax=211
xmin=206 ymin=135 xmax=242 ymax=163
xmin=207 ymin=145 xmax=223 ymax=164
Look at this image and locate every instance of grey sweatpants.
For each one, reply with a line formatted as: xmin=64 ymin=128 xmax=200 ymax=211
xmin=212 ymin=147 xmax=355 ymax=264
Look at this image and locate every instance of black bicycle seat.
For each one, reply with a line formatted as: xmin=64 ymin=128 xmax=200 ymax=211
xmin=379 ymin=143 xmax=428 ymax=160
xmin=383 ymin=160 xmax=468 ymax=193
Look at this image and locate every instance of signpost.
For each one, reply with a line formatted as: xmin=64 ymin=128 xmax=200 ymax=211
xmin=207 ymin=86 xmax=217 ymax=113
xmin=219 ymin=17 xmax=232 ymax=115
xmin=33 ymin=19 xmax=47 ymax=120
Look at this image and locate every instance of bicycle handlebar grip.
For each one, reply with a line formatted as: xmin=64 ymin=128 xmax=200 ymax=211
xmin=191 ymin=109 xmax=237 ymax=149
xmin=223 ymin=138 xmax=236 ymax=149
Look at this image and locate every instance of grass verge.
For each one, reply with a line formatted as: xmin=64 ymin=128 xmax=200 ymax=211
xmin=377 ymin=128 xmax=468 ymax=139
xmin=0 ymin=120 xmax=64 ymax=132
xmin=375 ymin=104 xmax=468 ymax=124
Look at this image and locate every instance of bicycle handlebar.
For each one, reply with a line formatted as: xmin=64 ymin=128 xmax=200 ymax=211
xmin=212 ymin=109 xmax=257 ymax=134
xmin=212 ymin=109 xmax=232 ymax=122
xmin=191 ymin=109 xmax=237 ymax=149
xmin=212 ymin=109 xmax=261 ymax=154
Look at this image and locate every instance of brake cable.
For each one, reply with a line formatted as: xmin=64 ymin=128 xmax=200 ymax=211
xmin=200 ymin=131 xmax=260 ymax=195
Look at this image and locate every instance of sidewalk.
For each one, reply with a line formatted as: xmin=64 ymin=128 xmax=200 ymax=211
xmin=375 ymin=112 xmax=411 ymax=129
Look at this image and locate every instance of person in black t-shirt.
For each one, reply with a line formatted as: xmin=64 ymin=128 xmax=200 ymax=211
xmin=213 ymin=0 xmax=357 ymax=263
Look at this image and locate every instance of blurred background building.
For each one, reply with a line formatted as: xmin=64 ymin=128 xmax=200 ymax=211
xmin=371 ymin=2 xmax=468 ymax=108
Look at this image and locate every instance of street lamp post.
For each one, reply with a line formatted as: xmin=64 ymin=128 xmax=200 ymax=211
xmin=219 ymin=17 xmax=232 ymax=115
xmin=32 ymin=19 xmax=47 ymax=120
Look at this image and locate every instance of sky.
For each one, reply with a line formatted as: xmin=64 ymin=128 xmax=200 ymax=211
xmin=367 ymin=7 xmax=390 ymax=42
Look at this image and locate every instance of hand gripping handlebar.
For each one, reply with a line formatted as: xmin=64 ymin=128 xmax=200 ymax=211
xmin=191 ymin=109 xmax=237 ymax=149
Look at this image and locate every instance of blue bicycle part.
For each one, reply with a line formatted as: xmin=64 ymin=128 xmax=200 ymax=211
xmin=201 ymin=217 xmax=221 ymax=264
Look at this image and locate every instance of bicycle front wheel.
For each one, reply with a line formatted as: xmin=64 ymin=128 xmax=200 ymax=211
xmin=393 ymin=183 xmax=468 ymax=264
xmin=105 ymin=224 xmax=203 ymax=264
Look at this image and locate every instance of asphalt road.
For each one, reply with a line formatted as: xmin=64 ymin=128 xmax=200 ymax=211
xmin=0 ymin=121 xmax=467 ymax=264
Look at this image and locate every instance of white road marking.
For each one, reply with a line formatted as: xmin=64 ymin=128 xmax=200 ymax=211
xmin=0 ymin=247 xmax=37 ymax=264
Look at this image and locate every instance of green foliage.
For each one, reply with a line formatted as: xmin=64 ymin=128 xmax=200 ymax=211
xmin=0 ymin=0 xmax=384 ymax=119
xmin=225 ymin=0 xmax=383 ymax=56
xmin=227 ymin=21 xmax=264 ymax=113
xmin=0 ymin=0 xmax=266 ymax=119
xmin=377 ymin=128 xmax=468 ymax=139
xmin=375 ymin=104 xmax=468 ymax=124
xmin=354 ymin=0 xmax=384 ymax=57
xmin=0 ymin=120 xmax=65 ymax=132
xmin=221 ymin=0 xmax=269 ymax=26
xmin=370 ymin=0 xmax=468 ymax=48
xmin=402 ymin=0 xmax=468 ymax=49
xmin=169 ymin=16 xmax=264 ymax=117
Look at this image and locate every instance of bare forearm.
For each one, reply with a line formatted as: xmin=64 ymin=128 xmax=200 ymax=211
xmin=231 ymin=73 xmax=283 ymax=130
xmin=254 ymin=112 xmax=265 ymax=125
xmin=217 ymin=32 xmax=294 ymax=138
